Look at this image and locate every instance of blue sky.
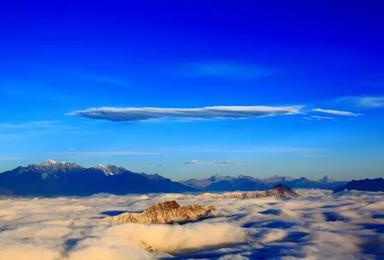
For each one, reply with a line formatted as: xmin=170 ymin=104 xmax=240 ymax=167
xmin=0 ymin=1 xmax=383 ymax=180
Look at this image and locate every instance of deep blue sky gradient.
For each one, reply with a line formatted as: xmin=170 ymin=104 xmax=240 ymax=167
xmin=0 ymin=1 xmax=383 ymax=179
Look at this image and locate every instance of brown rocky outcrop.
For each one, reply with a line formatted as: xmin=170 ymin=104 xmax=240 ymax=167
xmin=104 ymin=200 xmax=217 ymax=224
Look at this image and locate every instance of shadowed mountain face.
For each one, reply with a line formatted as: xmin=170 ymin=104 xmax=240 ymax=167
xmin=0 ymin=160 xmax=193 ymax=196
xmin=334 ymin=178 xmax=384 ymax=192
xmin=182 ymin=175 xmax=347 ymax=191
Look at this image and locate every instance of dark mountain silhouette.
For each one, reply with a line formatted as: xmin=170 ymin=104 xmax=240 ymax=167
xmin=182 ymin=174 xmax=346 ymax=191
xmin=0 ymin=160 xmax=193 ymax=196
xmin=334 ymin=178 xmax=384 ymax=192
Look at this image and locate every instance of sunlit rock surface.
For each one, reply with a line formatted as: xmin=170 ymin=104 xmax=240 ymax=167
xmin=105 ymin=200 xmax=217 ymax=224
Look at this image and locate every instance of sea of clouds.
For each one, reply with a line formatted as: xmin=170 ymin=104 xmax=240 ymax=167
xmin=0 ymin=189 xmax=383 ymax=259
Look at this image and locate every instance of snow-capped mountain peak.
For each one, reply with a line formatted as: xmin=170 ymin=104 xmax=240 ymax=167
xmin=97 ymin=164 xmax=115 ymax=175
xmin=44 ymin=159 xmax=58 ymax=165
xmin=0 ymin=161 xmax=193 ymax=196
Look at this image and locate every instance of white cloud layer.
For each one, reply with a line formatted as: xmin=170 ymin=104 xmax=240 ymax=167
xmin=70 ymin=106 xmax=303 ymax=122
xmin=0 ymin=190 xmax=383 ymax=259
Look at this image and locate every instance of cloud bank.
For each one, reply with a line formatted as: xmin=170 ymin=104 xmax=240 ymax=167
xmin=0 ymin=190 xmax=383 ymax=259
xmin=70 ymin=106 xmax=303 ymax=122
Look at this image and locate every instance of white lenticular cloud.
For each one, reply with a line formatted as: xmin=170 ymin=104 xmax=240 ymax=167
xmin=312 ymin=108 xmax=360 ymax=117
xmin=69 ymin=105 xmax=303 ymax=122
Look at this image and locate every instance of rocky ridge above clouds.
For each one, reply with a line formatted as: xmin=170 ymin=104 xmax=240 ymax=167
xmin=104 ymin=184 xmax=299 ymax=225
xmin=104 ymin=200 xmax=217 ymax=224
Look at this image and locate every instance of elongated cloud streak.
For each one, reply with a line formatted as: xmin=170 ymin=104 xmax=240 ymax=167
xmin=70 ymin=106 xmax=303 ymax=122
xmin=313 ymin=108 xmax=360 ymax=117
xmin=304 ymin=115 xmax=335 ymax=121
xmin=185 ymin=160 xmax=199 ymax=165
xmin=214 ymin=160 xmax=234 ymax=164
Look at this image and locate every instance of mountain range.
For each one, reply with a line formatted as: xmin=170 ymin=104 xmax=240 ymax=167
xmin=181 ymin=174 xmax=346 ymax=191
xmin=333 ymin=178 xmax=384 ymax=192
xmin=0 ymin=160 xmax=381 ymax=196
xmin=0 ymin=160 xmax=192 ymax=196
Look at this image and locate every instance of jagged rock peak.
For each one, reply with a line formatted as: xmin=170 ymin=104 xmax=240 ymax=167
xmin=105 ymin=200 xmax=217 ymax=224
xmin=45 ymin=159 xmax=58 ymax=165
xmin=39 ymin=159 xmax=68 ymax=166
xmin=35 ymin=160 xmax=79 ymax=169
xmin=96 ymin=164 xmax=115 ymax=175
xmin=267 ymin=183 xmax=299 ymax=198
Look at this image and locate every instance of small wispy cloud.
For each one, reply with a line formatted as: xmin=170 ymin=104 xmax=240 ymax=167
xmin=178 ymin=62 xmax=272 ymax=79
xmin=338 ymin=96 xmax=384 ymax=108
xmin=357 ymin=96 xmax=384 ymax=107
xmin=214 ymin=160 xmax=234 ymax=165
xmin=185 ymin=160 xmax=234 ymax=165
xmin=184 ymin=160 xmax=199 ymax=165
xmin=304 ymin=115 xmax=335 ymax=121
xmin=312 ymin=108 xmax=360 ymax=117
xmin=70 ymin=105 xmax=303 ymax=122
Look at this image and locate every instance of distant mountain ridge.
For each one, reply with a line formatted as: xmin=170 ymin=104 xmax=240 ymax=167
xmin=0 ymin=160 xmax=193 ymax=196
xmin=0 ymin=160 xmax=365 ymax=196
xmin=182 ymin=174 xmax=347 ymax=191
xmin=333 ymin=178 xmax=384 ymax=192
